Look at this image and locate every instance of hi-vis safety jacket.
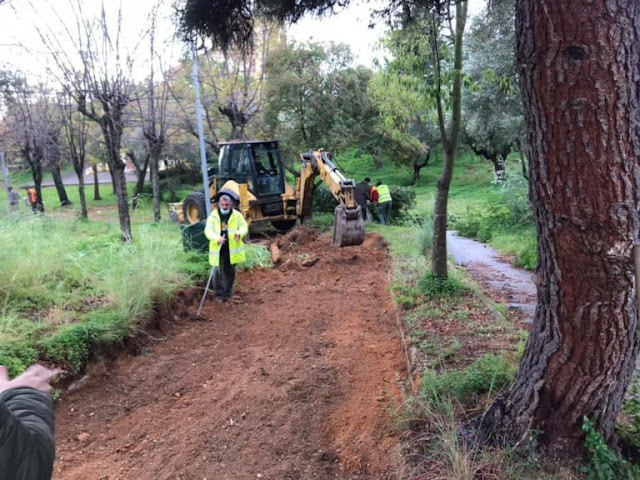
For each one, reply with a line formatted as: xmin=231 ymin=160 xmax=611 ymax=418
xmin=376 ymin=184 xmax=392 ymax=204
xmin=204 ymin=209 xmax=249 ymax=267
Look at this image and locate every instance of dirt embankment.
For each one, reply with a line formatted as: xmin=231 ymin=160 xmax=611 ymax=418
xmin=53 ymin=228 xmax=407 ymax=480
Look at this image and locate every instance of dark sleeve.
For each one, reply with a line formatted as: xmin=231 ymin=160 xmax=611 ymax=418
xmin=0 ymin=387 xmax=55 ymax=480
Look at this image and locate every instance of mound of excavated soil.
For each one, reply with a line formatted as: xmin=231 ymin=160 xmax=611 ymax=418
xmin=53 ymin=228 xmax=406 ymax=480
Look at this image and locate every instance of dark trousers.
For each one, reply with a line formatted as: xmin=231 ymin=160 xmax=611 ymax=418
xmin=378 ymin=201 xmax=392 ymax=225
xmin=214 ymin=246 xmax=236 ymax=299
xmin=358 ymin=203 xmax=367 ymax=221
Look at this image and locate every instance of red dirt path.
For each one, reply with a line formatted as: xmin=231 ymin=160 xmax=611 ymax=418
xmin=52 ymin=228 xmax=407 ymax=480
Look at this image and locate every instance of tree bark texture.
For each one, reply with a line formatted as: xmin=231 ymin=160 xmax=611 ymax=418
xmin=102 ymin=116 xmax=132 ymax=242
xmin=92 ymin=165 xmax=101 ymax=201
xmin=150 ymin=146 xmax=161 ymax=222
xmin=77 ymin=175 xmax=87 ymax=219
xmin=49 ymin=165 xmax=71 ymax=206
xmin=477 ymin=0 xmax=640 ymax=455
xmin=130 ymin=152 xmax=149 ymax=211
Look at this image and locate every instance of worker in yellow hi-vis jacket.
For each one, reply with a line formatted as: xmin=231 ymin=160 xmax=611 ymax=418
xmin=204 ymin=193 xmax=249 ymax=303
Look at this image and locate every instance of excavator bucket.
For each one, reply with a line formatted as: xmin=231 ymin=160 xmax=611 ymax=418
xmin=333 ymin=205 xmax=365 ymax=247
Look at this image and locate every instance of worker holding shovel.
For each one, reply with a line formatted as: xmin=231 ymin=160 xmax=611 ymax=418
xmin=203 ymin=191 xmax=249 ymax=305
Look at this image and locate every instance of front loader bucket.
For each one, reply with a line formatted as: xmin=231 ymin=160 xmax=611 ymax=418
xmin=333 ymin=205 xmax=365 ymax=247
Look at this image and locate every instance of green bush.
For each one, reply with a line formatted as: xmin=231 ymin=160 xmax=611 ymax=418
xmin=390 ymin=186 xmax=417 ymax=225
xmin=0 ymin=342 xmax=38 ymax=376
xmin=312 ymin=184 xmax=337 ymax=214
xmin=418 ymin=272 xmax=466 ymax=298
xmin=421 ymin=354 xmax=516 ymax=404
xmin=582 ymin=417 xmax=640 ymax=480
xmin=452 ymin=173 xmax=533 ymax=242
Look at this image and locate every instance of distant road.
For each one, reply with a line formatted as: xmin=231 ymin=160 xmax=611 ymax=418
xmin=39 ymin=170 xmax=138 ymax=187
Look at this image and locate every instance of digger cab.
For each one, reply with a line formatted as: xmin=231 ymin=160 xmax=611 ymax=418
xmin=182 ymin=140 xmax=298 ymax=232
xmin=218 ymin=140 xmax=285 ymax=199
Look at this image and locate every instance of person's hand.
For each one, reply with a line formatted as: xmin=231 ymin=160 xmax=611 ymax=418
xmin=217 ymin=236 xmax=226 ymax=244
xmin=234 ymin=234 xmax=241 ymax=241
xmin=0 ymin=364 xmax=61 ymax=394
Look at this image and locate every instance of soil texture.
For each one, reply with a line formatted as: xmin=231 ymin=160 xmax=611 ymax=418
xmin=53 ymin=227 xmax=407 ymax=480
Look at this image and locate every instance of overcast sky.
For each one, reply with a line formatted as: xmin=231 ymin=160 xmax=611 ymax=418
xmin=0 ymin=0 xmax=486 ymax=80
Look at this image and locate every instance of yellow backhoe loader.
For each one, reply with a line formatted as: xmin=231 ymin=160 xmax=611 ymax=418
xmin=181 ymin=140 xmax=364 ymax=247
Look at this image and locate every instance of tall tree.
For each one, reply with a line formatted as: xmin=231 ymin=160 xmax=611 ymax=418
xmin=39 ymin=2 xmax=137 ymax=241
xmin=430 ymin=2 xmax=467 ymax=278
xmin=136 ymin=4 xmax=172 ymax=221
xmin=462 ymin=1 xmax=523 ymax=180
xmin=59 ymin=89 xmax=89 ymax=218
xmin=44 ymin=125 xmax=72 ymax=206
xmin=0 ymin=74 xmax=57 ymax=212
xmin=264 ymin=41 xmax=377 ymax=161
xmin=475 ymin=0 xmax=640 ymax=456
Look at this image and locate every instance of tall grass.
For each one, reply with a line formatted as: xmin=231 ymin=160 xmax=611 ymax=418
xmin=0 ymin=214 xmax=208 ymax=374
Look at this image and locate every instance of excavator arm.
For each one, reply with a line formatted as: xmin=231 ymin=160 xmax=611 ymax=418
xmin=297 ymin=150 xmax=365 ymax=247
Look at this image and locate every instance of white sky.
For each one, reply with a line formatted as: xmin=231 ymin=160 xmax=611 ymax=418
xmin=0 ymin=0 xmax=486 ymax=79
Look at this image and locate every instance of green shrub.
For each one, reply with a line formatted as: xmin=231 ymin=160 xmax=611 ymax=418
xmin=0 ymin=342 xmax=38 ymax=376
xmin=419 ymin=272 xmax=466 ymax=298
xmin=451 ymin=173 xmax=533 ymax=243
xmin=514 ymin=234 xmax=538 ymax=271
xmin=390 ymin=186 xmax=417 ymax=225
xmin=312 ymin=184 xmax=337 ymax=214
xmin=421 ymin=354 xmax=516 ymax=404
xmin=582 ymin=417 xmax=640 ymax=480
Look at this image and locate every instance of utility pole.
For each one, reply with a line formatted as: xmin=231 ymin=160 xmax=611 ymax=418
xmin=191 ymin=39 xmax=212 ymax=217
xmin=0 ymin=150 xmax=10 ymax=210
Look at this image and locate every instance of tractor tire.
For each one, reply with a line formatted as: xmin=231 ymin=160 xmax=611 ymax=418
xmin=271 ymin=220 xmax=297 ymax=232
xmin=183 ymin=192 xmax=207 ymax=225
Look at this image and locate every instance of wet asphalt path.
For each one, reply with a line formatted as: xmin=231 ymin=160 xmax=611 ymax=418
xmin=447 ymin=231 xmax=536 ymax=322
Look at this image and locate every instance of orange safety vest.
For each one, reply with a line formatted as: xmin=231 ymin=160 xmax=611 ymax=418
xmin=27 ymin=188 xmax=37 ymax=204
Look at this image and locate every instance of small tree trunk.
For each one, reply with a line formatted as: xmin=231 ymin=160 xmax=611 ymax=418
xmin=108 ymin=163 xmax=116 ymax=195
xmin=492 ymin=155 xmax=506 ymax=181
xmin=431 ymin=148 xmax=453 ymax=276
xmin=150 ymin=147 xmax=161 ymax=221
xmin=430 ymin=1 xmax=467 ymax=278
xmin=132 ymin=154 xmax=149 ymax=210
xmin=92 ymin=165 xmax=102 ymax=201
xmin=113 ymin=165 xmax=132 ymax=241
xmin=103 ymin=122 xmax=132 ymax=242
xmin=77 ymin=176 xmax=88 ymax=219
xmin=50 ymin=165 xmax=71 ymax=206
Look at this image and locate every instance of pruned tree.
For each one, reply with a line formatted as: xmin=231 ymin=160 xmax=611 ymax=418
xmin=44 ymin=125 xmax=72 ymax=206
xmin=168 ymin=19 xmax=279 ymax=160
xmin=135 ymin=3 xmax=172 ymax=221
xmin=37 ymin=1 xmax=137 ymax=241
xmin=59 ymin=88 xmax=89 ymax=218
xmin=0 ymin=72 xmax=60 ymax=212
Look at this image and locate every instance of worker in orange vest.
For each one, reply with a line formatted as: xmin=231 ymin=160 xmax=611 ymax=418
xmin=26 ymin=187 xmax=37 ymax=212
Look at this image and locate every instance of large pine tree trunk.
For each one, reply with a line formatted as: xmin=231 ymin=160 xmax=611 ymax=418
xmin=476 ymin=0 xmax=640 ymax=455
